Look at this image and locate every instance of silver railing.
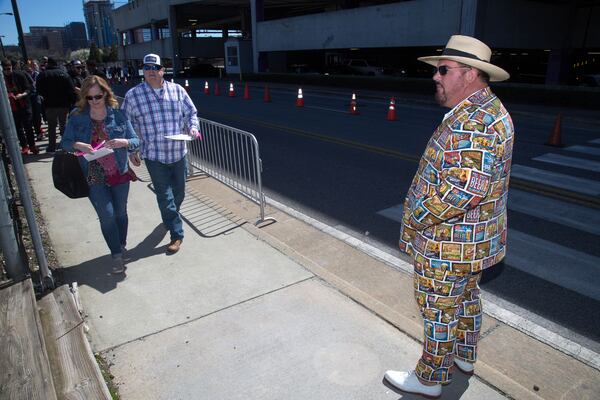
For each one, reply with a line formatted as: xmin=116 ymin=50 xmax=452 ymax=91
xmin=0 ymin=65 xmax=53 ymax=289
xmin=115 ymin=92 xmax=274 ymax=226
xmin=188 ymin=117 xmax=275 ymax=227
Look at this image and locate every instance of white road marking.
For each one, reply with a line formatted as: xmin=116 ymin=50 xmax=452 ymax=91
xmin=565 ymin=145 xmax=600 ymax=157
xmin=533 ymin=153 xmax=600 ymax=172
xmin=511 ymin=164 xmax=600 ymax=196
xmin=505 ymin=230 xmax=600 ymax=301
xmin=508 ymin=189 xmax=600 ymax=235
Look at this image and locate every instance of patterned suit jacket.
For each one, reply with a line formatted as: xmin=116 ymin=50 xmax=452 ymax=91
xmin=399 ymin=87 xmax=514 ymax=274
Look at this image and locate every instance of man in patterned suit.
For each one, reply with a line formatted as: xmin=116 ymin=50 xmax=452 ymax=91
xmin=384 ymin=35 xmax=514 ymax=399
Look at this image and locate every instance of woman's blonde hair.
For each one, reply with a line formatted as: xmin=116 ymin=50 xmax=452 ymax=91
xmin=74 ymin=75 xmax=118 ymax=112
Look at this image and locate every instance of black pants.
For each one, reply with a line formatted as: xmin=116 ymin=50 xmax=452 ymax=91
xmin=13 ymin=106 xmax=35 ymax=149
xmin=45 ymin=107 xmax=69 ymax=152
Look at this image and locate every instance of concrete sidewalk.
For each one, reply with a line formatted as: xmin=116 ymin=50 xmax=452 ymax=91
xmin=26 ymin=154 xmax=599 ymax=400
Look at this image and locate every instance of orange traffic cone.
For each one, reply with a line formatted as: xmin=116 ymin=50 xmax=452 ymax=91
xmin=243 ymin=82 xmax=250 ymax=100
xmin=546 ymin=113 xmax=564 ymax=147
xmin=204 ymin=81 xmax=210 ymax=95
xmin=387 ymin=97 xmax=396 ymax=121
xmin=296 ymin=88 xmax=304 ymax=107
xmin=264 ymin=85 xmax=271 ymax=102
xmin=184 ymin=80 xmax=191 ymax=93
xmin=349 ymin=93 xmax=359 ymax=115
xmin=228 ymin=82 xmax=235 ymax=97
xmin=214 ymin=82 xmax=221 ymax=96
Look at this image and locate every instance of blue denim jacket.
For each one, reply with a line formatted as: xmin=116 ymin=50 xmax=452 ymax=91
xmin=61 ymin=107 xmax=140 ymax=177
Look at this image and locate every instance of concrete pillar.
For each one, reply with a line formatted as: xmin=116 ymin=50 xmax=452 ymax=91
xmin=545 ymin=3 xmax=577 ymax=85
xmin=169 ymin=5 xmax=181 ymax=75
xmin=151 ymin=21 xmax=159 ymax=41
xmin=459 ymin=0 xmax=485 ymax=38
xmin=546 ymin=48 xmax=573 ymax=85
xmin=250 ymin=0 xmax=264 ymax=73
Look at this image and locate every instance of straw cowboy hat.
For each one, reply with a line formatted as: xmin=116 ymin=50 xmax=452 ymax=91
xmin=418 ymin=35 xmax=509 ymax=82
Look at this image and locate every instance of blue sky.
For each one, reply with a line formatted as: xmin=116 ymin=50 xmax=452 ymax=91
xmin=1 ymin=0 xmax=86 ymax=46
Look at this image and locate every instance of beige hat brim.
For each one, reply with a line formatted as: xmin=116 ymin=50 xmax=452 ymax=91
xmin=418 ymin=55 xmax=510 ymax=82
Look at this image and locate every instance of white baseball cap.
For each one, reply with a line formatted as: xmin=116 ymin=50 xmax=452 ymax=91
xmin=143 ymin=53 xmax=162 ymax=67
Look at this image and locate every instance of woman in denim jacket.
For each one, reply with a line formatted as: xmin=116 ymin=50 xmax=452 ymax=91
xmin=62 ymin=75 xmax=140 ymax=274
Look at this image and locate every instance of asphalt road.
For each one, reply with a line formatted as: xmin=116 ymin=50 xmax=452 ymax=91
xmin=116 ymin=79 xmax=600 ymax=353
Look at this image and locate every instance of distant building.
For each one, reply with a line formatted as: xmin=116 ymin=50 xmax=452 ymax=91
xmin=23 ymin=23 xmax=88 ymax=57
xmin=65 ymin=22 xmax=89 ymax=50
xmin=25 ymin=26 xmax=67 ymax=55
xmin=84 ymin=0 xmax=117 ymax=48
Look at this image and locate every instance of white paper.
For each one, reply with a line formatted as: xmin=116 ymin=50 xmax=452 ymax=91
xmin=83 ymin=147 xmax=114 ymax=161
xmin=164 ymin=134 xmax=193 ymax=141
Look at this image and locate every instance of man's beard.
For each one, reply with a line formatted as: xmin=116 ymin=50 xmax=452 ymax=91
xmin=434 ymin=84 xmax=446 ymax=106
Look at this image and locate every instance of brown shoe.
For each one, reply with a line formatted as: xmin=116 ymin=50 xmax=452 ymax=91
xmin=167 ymin=239 xmax=182 ymax=254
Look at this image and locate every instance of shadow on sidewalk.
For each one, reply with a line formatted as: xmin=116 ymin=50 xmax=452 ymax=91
xmin=59 ymin=224 xmax=168 ymax=293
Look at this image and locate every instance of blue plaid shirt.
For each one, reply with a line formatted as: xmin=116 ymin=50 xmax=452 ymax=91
xmin=121 ymin=80 xmax=199 ymax=163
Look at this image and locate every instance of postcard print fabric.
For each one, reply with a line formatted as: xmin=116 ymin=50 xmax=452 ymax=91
xmin=399 ymin=87 xmax=514 ymax=384
xmin=399 ymin=86 xmax=514 ymax=274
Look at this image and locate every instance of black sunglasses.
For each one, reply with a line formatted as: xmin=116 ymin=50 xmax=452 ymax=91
xmin=86 ymin=94 xmax=104 ymax=101
xmin=433 ymin=65 xmax=471 ymax=75
xmin=143 ymin=65 xmax=162 ymax=71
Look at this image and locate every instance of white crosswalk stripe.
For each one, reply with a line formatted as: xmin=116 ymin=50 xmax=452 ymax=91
xmin=533 ymin=153 xmax=600 ymax=172
xmin=505 ymin=230 xmax=600 ymax=301
xmin=511 ymin=164 xmax=600 ymax=196
xmin=566 ymin=145 xmax=600 ymax=156
xmin=507 ymin=189 xmax=600 ymax=235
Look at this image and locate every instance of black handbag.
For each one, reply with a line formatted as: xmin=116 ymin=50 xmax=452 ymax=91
xmin=52 ymin=150 xmax=89 ymax=198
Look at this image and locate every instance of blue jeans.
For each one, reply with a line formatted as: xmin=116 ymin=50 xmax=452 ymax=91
xmin=145 ymin=157 xmax=187 ymax=241
xmin=88 ymin=182 xmax=130 ymax=257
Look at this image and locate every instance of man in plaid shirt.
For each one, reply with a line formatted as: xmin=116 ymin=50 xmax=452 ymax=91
xmin=122 ymin=53 xmax=201 ymax=254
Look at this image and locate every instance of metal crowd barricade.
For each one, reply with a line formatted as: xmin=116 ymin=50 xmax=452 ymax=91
xmin=188 ymin=117 xmax=275 ymax=227
xmin=114 ymin=92 xmax=274 ymax=226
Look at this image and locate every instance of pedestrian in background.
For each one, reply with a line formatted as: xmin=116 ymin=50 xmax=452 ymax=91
xmin=26 ymin=60 xmax=45 ymax=141
xmin=61 ymin=75 xmax=140 ymax=274
xmin=86 ymin=61 xmax=107 ymax=82
xmin=37 ymin=57 xmax=77 ymax=153
xmin=384 ymin=35 xmax=514 ymax=398
xmin=68 ymin=59 xmax=85 ymax=95
xmin=122 ymin=53 xmax=201 ymax=254
xmin=2 ymin=59 xmax=38 ymax=154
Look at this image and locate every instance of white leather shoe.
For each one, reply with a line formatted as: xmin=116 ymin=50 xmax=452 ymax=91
xmin=384 ymin=370 xmax=441 ymax=399
xmin=454 ymin=358 xmax=475 ymax=375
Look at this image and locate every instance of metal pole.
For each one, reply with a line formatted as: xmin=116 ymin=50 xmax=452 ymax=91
xmin=0 ymin=65 xmax=52 ymax=289
xmin=0 ymin=150 xmax=26 ymax=280
xmin=10 ymin=0 xmax=28 ymax=62
xmin=0 ymin=36 xmax=6 ymax=59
